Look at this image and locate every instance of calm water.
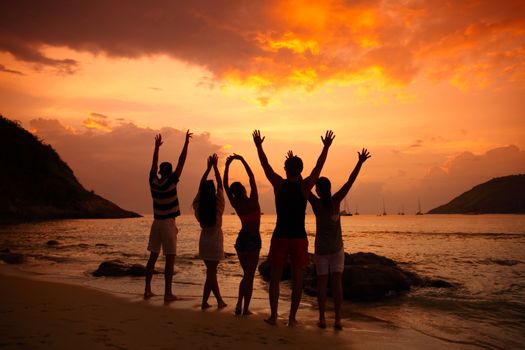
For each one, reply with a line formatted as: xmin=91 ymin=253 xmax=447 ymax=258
xmin=1 ymin=214 xmax=524 ymax=349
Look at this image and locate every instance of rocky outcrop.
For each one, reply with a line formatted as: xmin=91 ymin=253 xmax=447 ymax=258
xmin=0 ymin=248 xmax=26 ymax=264
xmin=92 ymin=259 xmax=156 ymax=277
xmin=0 ymin=115 xmax=140 ymax=224
xmin=429 ymin=174 xmax=525 ymax=214
xmin=259 ymin=252 xmax=453 ymax=302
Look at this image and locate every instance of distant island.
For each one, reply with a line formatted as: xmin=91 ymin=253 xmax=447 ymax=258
xmin=0 ymin=115 xmax=141 ymax=223
xmin=429 ymin=174 xmax=525 ymax=214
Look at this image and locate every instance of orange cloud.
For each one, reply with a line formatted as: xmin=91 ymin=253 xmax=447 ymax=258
xmin=1 ymin=0 xmax=524 ymax=92
xmin=82 ymin=115 xmax=111 ymax=132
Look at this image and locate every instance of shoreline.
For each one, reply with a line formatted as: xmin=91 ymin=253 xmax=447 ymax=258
xmin=0 ymin=265 xmax=472 ymax=349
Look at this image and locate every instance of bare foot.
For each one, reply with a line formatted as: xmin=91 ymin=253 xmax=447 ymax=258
xmin=334 ymin=322 xmax=343 ymax=331
xmin=201 ymin=302 xmax=211 ymax=310
xmin=317 ymin=320 xmax=327 ymax=329
xmin=143 ymin=291 xmax=155 ymax=300
xmin=264 ymin=317 xmax=277 ymax=325
xmin=242 ymin=310 xmax=253 ymax=316
xmin=287 ymin=319 xmax=298 ymax=327
xmin=218 ymin=301 xmax=228 ymax=309
xmin=235 ymin=305 xmax=242 ymax=315
xmin=164 ymin=294 xmax=180 ymax=302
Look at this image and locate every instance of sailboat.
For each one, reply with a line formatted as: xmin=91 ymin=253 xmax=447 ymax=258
xmin=354 ymin=204 xmax=360 ymax=216
xmin=416 ymin=198 xmax=424 ymax=215
xmin=382 ymin=198 xmax=387 ymax=216
xmin=340 ymin=197 xmax=353 ymax=216
xmin=398 ymin=204 xmax=405 ymax=215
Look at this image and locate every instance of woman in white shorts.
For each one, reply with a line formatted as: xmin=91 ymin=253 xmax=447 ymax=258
xmin=193 ymin=154 xmax=227 ymax=310
xmin=308 ymin=148 xmax=370 ymax=330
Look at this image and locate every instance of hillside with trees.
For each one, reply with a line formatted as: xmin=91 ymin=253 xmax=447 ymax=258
xmin=428 ymin=175 xmax=525 ymax=214
xmin=0 ymin=115 xmax=140 ymax=223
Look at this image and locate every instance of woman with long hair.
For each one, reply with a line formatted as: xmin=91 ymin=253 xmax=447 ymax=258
xmin=193 ymin=154 xmax=227 ymax=310
xmin=224 ymin=154 xmax=261 ymax=316
xmin=308 ymin=148 xmax=370 ymax=330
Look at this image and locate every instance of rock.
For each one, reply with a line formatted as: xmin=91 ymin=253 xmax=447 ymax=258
xmin=421 ymin=278 xmax=454 ymax=288
xmin=340 ymin=265 xmax=410 ymax=301
xmin=257 ymin=258 xmax=297 ymax=282
xmin=344 ymin=252 xmax=396 ymax=266
xmin=92 ymin=259 xmax=156 ymax=277
xmin=258 ymin=251 xmax=453 ymax=302
xmin=46 ymin=240 xmax=60 ymax=246
xmin=0 ymin=251 xmax=26 ymax=264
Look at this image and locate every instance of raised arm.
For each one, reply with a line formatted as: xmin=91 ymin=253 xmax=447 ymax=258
xmin=224 ymin=155 xmax=234 ymax=202
xmin=238 ymin=154 xmax=258 ymax=199
xmin=333 ymin=148 xmax=371 ymax=204
xmin=211 ymin=153 xmax=223 ymax=190
xmin=199 ymin=155 xmax=213 ymax=186
xmin=303 ymin=130 xmax=335 ymax=191
xmin=174 ymin=130 xmax=192 ymax=179
xmin=150 ymin=134 xmax=162 ymax=178
xmin=252 ymin=130 xmax=282 ymax=186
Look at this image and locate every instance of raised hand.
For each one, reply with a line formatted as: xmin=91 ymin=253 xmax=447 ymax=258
xmin=358 ymin=148 xmax=371 ymax=163
xmin=252 ymin=130 xmax=265 ymax=146
xmin=207 ymin=155 xmax=213 ymax=169
xmin=286 ymin=150 xmax=295 ymax=159
xmin=321 ymin=130 xmax=335 ymax=147
xmin=211 ymin=153 xmax=219 ymax=167
xmin=155 ymin=134 xmax=163 ymax=148
xmin=185 ymin=130 xmax=193 ymax=143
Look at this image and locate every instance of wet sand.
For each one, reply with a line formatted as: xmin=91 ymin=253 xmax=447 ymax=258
xmin=0 ymin=267 xmax=469 ymax=349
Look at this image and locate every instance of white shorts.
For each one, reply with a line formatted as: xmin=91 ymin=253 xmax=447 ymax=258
xmin=148 ymin=218 xmax=178 ymax=255
xmin=314 ymin=248 xmax=344 ymax=275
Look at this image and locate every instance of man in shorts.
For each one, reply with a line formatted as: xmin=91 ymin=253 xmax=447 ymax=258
xmin=252 ymin=129 xmax=334 ymax=326
xmin=145 ymin=131 xmax=192 ymax=302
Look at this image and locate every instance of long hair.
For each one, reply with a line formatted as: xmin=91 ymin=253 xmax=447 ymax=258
xmin=316 ymin=177 xmax=332 ymax=209
xmin=198 ymin=180 xmax=217 ymax=228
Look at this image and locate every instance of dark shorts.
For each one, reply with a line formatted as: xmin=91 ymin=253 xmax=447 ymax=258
xmin=268 ymin=237 xmax=309 ymax=268
xmin=235 ymin=233 xmax=262 ymax=253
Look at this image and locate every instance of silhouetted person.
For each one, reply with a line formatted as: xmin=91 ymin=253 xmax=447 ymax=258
xmin=309 ymin=148 xmax=370 ymax=330
xmin=193 ymin=154 xmax=227 ymax=310
xmin=224 ymin=154 xmax=261 ymax=316
xmin=145 ymin=131 xmax=192 ymax=302
xmin=253 ymin=129 xmax=335 ymax=326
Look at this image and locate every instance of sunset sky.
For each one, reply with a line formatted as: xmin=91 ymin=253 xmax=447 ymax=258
xmin=1 ymin=0 xmax=525 ymax=214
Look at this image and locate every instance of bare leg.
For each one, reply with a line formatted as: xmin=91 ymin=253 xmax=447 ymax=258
xmin=265 ymin=264 xmax=283 ymax=325
xmin=243 ymin=251 xmax=259 ymax=315
xmin=332 ymin=272 xmax=343 ymax=330
xmin=317 ymin=274 xmax=329 ymax=328
xmin=202 ymin=260 xmax=212 ymax=309
xmin=236 ymin=252 xmax=246 ymax=315
xmin=144 ymin=252 xmax=159 ymax=299
xmin=164 ymin=254 xmax=178 ymax=302
xmin=237 ymin=251 xmax=259 ymax=316
xmin=288 ymin=266 xmax=304 ymax=327
xmin=204 ymin=260 xmax=227 ymax=308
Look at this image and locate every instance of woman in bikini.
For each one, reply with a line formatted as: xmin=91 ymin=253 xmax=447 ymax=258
xmin=224 ymin=154 xmax=261 ymax=316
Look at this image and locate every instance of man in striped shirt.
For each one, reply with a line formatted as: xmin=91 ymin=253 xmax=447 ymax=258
xmin=145 ymin=131 xmax=192 ymax=301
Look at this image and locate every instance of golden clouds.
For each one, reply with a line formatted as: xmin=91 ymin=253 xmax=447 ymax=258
xmin=83 ymin=113 xmax=111 ymax=132
xmin=1 ymin=0 xmax=524 ymax=95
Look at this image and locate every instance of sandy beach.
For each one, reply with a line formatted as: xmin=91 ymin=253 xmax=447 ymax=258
xmin=0 ymin=265 xmax=465 ymax=350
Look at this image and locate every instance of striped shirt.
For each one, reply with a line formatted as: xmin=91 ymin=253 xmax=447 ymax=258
xmin=149 ymin=173 xmax=180 ymax=219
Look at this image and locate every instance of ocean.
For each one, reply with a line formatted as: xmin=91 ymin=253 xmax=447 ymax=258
xmin=1 ymin=214 xmax=524 ymax=350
